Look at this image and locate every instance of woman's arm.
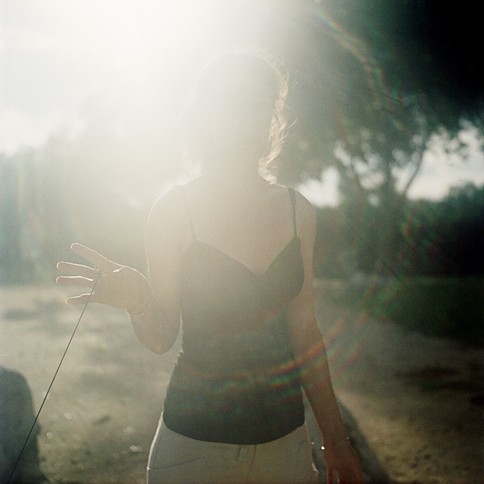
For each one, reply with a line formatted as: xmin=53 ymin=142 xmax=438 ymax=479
xmin=287 ymin=193 xmax=363 ymax=483
xmin=128 ymin=187 xmax=187 ymax=354
xmin=57 ymin=188 xmax=186 ymax=355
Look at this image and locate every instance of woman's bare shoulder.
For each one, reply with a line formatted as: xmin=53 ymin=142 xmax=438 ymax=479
xmin=145 ymin=184 xmax=196 ymax=252
xmin=149 ymin=186 xmax=185 ymax=220
xmin=147 ymin=185 xmax=195 ymax=243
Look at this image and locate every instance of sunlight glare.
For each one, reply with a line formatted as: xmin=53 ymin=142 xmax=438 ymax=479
xmin=35 ymin=0 xmax=252 ymax=188
xmin=46 ymin=1 xmax=240 ymax=84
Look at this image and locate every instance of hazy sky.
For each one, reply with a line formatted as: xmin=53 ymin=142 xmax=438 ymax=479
xmin=1 ymin=0 xmax=483 ymax=205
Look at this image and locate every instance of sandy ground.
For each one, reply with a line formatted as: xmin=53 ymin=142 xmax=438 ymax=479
xmin=1 ymin=283 xmax=483 ymax=483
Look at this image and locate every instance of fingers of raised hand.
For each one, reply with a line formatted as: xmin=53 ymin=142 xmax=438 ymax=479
xmin=56 ymin=275 xmax=96 ymax=288
xmin=56 ymin=260 xmax=99 ymax=289
xmin=65 ymin=293 xmax=98 ymax=305
xmin=70 ymin=243 xmax=113 ymax=272
xmin=57 ymin=261 xmax=98 ymax=279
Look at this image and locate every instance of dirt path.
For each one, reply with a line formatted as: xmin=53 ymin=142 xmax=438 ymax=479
xmin=313 ymin=281 xmax=484 ymax=483
xmin=1 ymin=284 xmax=483 ymax=483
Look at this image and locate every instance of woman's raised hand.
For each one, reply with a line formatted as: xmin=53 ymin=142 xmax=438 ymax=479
xmin=56 ymin=243 xmax=152 ymax=312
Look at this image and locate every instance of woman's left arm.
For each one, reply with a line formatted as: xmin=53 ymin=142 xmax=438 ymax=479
xmin=287 ymin=193 xmax=363 ymax=484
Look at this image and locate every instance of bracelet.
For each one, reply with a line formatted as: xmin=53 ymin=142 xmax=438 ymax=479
xmin=321 ymin=435 xmax=350 ymax=451
xmin=126 ymin=295 xmax=154 ymax=316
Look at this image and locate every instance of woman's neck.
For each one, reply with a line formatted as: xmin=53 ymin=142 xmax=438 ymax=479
xmin=200 ymin=165 xmax=270 ymax=196
xmin=202 ymin=156 xmax=266 ymax=181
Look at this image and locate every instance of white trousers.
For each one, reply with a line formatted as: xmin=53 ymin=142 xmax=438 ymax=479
xmin=147 ymin=417 xmax=319 ymax=483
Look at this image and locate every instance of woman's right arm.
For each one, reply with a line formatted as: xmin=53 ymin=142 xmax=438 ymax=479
xmin=129 ymin=188 xmax=186 ymax=354
xmin=57 ymin=188 xmax=185 ymax=355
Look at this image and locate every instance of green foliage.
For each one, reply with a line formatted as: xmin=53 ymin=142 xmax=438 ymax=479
xmin=314 ymin=206 xmax=354 ymax=278
xmin=278 ymin=0 xmax=483 ymax=186
xmin=321 ymin=0 xmax=483 ymax=130
xmin=400 ymin=184 xmax=484 ymax=276
xmin=359 ymin=277 xmax=484 ymax=346
xmin=1 ymin=0 xmax=483 ymax=285
xmin=314 ymin=183 xmax=484 ymax=278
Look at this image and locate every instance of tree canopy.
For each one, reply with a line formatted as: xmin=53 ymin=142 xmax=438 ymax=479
xmin=1 ymin=0 xmax=482 ymax=282
xmin=272 ymin=0 xmax=483 ymax=182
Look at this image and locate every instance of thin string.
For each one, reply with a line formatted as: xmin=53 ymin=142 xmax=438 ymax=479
xmin=7 ymin=272 xmax=101 ymax=484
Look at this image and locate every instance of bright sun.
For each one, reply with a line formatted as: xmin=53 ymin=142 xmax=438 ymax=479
xmin=47 ymin=1 xmax=247 ymax=82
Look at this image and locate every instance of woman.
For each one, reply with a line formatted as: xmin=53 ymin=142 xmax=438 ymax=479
xmin=57 ymin=50 xmax=363 ymax=483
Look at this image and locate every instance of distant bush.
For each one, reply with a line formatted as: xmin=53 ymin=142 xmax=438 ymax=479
xmin=313 ymin=183 xmax=484 ymax=279
xmin=340 ymin=276 xmax=484 ymax=346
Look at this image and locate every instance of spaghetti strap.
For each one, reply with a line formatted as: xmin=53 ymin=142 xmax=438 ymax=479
xmin=178 ymin=185 xmax=197 ymax=240
xmin=288 ymin=187 xmax=297 ymax=236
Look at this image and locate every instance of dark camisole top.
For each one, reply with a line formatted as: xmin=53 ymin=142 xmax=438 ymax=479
xmin=162 ymin=186 xmax=305 ymax=444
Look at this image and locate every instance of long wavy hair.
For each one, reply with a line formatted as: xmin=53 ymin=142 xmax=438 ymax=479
xmin=179 ymin=48 xmax=289 ymax=178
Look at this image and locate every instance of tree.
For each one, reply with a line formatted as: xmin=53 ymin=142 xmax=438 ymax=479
xmin=2 ymin=0 xmax=483 ymax=281
xmin=272 ymin=0 xmax=483 ymax=274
